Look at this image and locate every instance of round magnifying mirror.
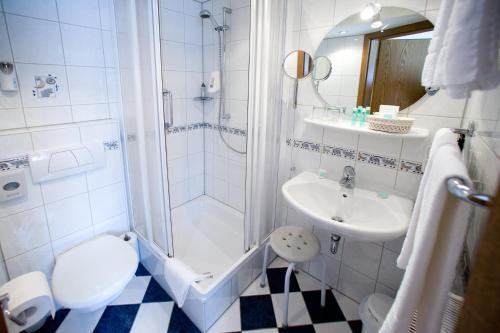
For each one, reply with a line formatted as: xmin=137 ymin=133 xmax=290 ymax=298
xmin=312 ymin=56 xmax=332 ymax=81
xmin=283 ymin=50 xmax=314 ymax=79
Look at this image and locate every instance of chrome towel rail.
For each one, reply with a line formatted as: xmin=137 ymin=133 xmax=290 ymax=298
xmin=446 ymin=177 xmax=493 ymax=208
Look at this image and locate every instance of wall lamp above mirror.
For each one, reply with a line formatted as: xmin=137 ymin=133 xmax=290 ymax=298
xmin=283 ymin=50 xmax=314 ymax=108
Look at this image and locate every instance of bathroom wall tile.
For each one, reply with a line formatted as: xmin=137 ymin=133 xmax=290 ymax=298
xmin=0 ymin=207 xmax=50 ymax=259
xmin=31 ymin=126 xmax=80 ymax=150
xmin=229 ymin=184 xmax=245 ymax=212
xmin=87 ymin=149 xmax=125 ymax=190
xmin=188 ymin=130 xmax=204 ymax=155
xmin=309 ymin=254 xmax=341 ymax=288
xmin=6 ymin=14 xmax=64 ymax=65
xmin=342 ymin=239 xmax=382 ymax=279
xmin=41 ymin=174 xmax=88 ymax=204
xmin=231 ymin=6 xmax=250 ymax=41
xmin=46 ymin=193 xmax=92 ymax=240
xmin=67 ymin=66 xmax=107 ymax=104
xmin=0 ymin=169 xmax=43 ymax=218
xmin=394 ymin=171 xmax=422 ymax=199
xmin=56 ymin=0 xmax=101 ymax=28
xmin=93 ymin=213 xmax=129 ymax=236
xmin=79 ymin=121 xmax=119 ymax=143
xmin=5 ymin=243 xmax=53 ymax=279
xmin=337 ymin=264 xmax=376 ymax=303
xmin=358 ymin=135 xmax=403 ymax=158
xmin=72 ymin=104 xmax=109 ymax=122
xmin=160 ymin=9 xmax=185 ymax=43
xmin=185 ymin=44 xmax=203 ymax=72
xmin=375 ymin=282 xmax=397 ymax=298
xmin=286 ymin=207 xmax=313 ymax=231
xmin=24 ymin=106 xmax=73 ymax=127
xmin=161 ymin=0 xmax=184 ymax=12
xmin=383 ymin=236 xmax=405 ymax=254
xmin=186 ymin=99 xmax=203 ymax=124
xmin=229 ymin=40 xmax=250 ymax=71
xmin=169 ymin=156 xmax=189 ymax=184
xmin=167 ymin=132 xmax=188 ymax=160
xmin=3 ymin=0 xmax=58 ymax=20
xmin=163 ymin=70 xmax=186 ymax=99
xmin=188 ymin=174 xmax=204 ymax=200
xmin=0 ymin=263 xmax=8 ymax=285
xmin=161 ymin=40 xmax=186 ymax=71
xmin=188 ymin=152 xmax=204 ymax=177
xmin=0 ymin=108 xmax=25 ymax=130
xmin=52 ymin=226 xmax=94 ymax=256
xmin=184 ymin=15 xmax=202 ymax=45
xmin=355 ymin=163 xmax=397 ymax=191
xmin=0 ymin=15 xmax=12 ymax=61
xmin=89 ymin=182 xmax=127 ymax=223
xmin=228 ymin=160 xmax=246 ymax=188
xmin=377 ymin=248 xmax=405 ymax=290
xmin=291 ymin=148 xmax=321 ymax=174
xmin=16 ymin=64 xmax=70 ymax=108
xmin=170 ymin=180 xmax=189 ymax=208
xmin=300 ymin=0 xmax=334 ymax=30
xmin=185 ymin=72 xmax=203 ymax=99
xmin=0 ymin=133 xmax=32 ymax=158
xmin=319 ymin=154 xmax=355 ymax=182
xmin=183 ymin=0 xmax=200 ymax=16
xmin=61 ymin=24 xmax=104 ymax=67
xmin=102 ymin=30 xmax=116 ymax=68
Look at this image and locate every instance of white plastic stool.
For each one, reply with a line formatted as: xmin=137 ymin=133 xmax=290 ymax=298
xmin=260 ymin=226 xmax=326 ymax=327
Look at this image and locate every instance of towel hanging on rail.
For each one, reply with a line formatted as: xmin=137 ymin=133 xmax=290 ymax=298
xmin=421 ymin=0 xmax=500 ymax=99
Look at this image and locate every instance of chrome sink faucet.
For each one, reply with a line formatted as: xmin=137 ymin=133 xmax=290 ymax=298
xmin=339 ymin=166 xmax=356 ymax=189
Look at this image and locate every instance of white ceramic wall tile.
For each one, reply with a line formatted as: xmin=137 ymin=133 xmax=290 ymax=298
xmin=0 ymin=207 xmax=50 ymax=259
xmin=341 ymin=239 xmax=382 ymax=279
xmin=87 ymin=150 xmax=124 ymax=190
xmin=0 ymin=263 xmax=8 ymax=285
xmin=308 ymin=254 xmax=341 ymax=288
xmin=161 ymin=40 xmax=186 ymax=71
xmin=0 ymin=15 xmax=13 ymax=61
xmin=6 ymin=14 xmax=64 ymax=65
xmin=16 ymin=64 xmax=70 ymax=107
xmin=93 ymin=213 xmax=129 ymax=236
xmin=300 ymin=0 xmax=334 ymax=30
xmin=230 ymin=6 xmax=250 ymax=41
xmin=66 ymin=66 xmax=107 ymax=104
xmin=337 ymin=264 xmax=376 ymax=302
xmin=3 ymin=0 xmax=58 ymax=20
xmin=355 ymin=162 xmax=398 ymax=190
xmin=0 ymin=133 xmax=33 ymax=158
xmin=72 ymin=104 xmax=109 ymax=122
xmin=5 ymin=243 xmax=54 ymax=279
xmin=52 ymin=226 xmax=93 ymax=256
xmin=0 ymin=108 xmax=25 ymax=130
xmin=375 ymin=281 xmax=397 ymax=298
xmin=184 ymin=15 xmax=202 ymax=45
xmin=161 ymin=0 xmax=184 ymax=12
xmin=160 ymin=9 xmax=185 ymax=43
xmin=377 ymin=248 xmax=405 ymax=290
xmin=41 ymin=174 xmax=87 ymax=204
xmin=24 ymin=106 xmax=73 ymax=127
xmin=31 ymin=126 xmax=80 ymax=150
xmin=99 ymin=0 xmax=114 ymax=31
xmin=61 ymin=24 xmax=104 ymax=67
xmin=89 ymin=182 xmax=127 ymax=223
xmin=45 ymin=193 xmax=92 ymax=240
xmin=56 ymin=0 xmax=101 ymax=28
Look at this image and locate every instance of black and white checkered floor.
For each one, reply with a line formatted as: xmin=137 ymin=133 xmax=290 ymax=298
xmin=33 ymin=258 xmax=362 ymax=333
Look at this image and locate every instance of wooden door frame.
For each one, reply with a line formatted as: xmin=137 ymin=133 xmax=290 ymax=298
xmin=356 ymin=20 xmax=434 ymax=107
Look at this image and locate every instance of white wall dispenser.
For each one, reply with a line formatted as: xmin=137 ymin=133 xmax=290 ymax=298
xmin=0 ymin=62 xmax=18 ymax=92
xmin=0 ymin=170 xmax=26 ymax=202
xmin=29 ymin=142 xmax=105 ymax=183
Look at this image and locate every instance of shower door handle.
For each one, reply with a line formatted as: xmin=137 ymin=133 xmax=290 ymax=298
xmin=162 ymin=89 xmax=173 ymax=129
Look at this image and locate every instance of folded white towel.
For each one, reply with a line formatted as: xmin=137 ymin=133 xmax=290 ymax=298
xmin=422 ymin=0 xmax=500 ymax=99
xmin=163 ymin=258 xmax=202 ymax=307
xmin=380 ymin=144 xmax=471 ymax=333
xmin=397 ymin=128 xmax=457 ymax=268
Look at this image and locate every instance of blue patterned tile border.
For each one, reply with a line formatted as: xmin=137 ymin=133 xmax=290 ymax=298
xmin=103 ymin=140 xmax=120 ymax=151
xmin=0 ymin=156 xmax=29 ymax=172
xmin=400 ymin=160 xmax=424 ymax=175
xmin=323 ymin=145 xmax=356 ymax=160
xmin=357 ymin=152 xmax=398 ymax=169
xmin=292 ymin=139 xmax=321 ymax=152
xmin=166 ymin=122 xmax=247 ymax=136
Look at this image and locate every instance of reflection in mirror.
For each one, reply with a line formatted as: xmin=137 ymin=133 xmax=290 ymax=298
xmin=313 ymin=7 xmax=433 ymax=113
xmin=312 ymin=56 xmax=332 ymax=81
xmin=283 ymin=50 xmax=314 ymax=79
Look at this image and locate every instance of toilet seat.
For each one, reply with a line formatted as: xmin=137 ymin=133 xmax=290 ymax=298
xmin=52 ymin=235 xmax=138 ymax=312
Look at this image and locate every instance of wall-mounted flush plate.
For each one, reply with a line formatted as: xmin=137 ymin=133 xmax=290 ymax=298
xmin=32 ymin=74 xmax=58 ymax=98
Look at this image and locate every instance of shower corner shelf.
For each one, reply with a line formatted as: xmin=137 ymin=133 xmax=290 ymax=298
xmin=193 ymin=96 xmax=213 ymax=102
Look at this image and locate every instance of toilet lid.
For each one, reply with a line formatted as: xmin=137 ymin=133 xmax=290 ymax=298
xmin=366 ymin=293 xmax=394 ymax=323
xmin=52 ymin=235 xmax=138 ymax=309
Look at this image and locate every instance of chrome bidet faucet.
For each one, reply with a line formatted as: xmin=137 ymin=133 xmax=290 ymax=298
xmin=339 ymin=166 xmax=356 ymax=189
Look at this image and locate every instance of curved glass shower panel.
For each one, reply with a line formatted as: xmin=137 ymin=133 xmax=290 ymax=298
xmin=158 ymin=0 xmax=251 ymax=288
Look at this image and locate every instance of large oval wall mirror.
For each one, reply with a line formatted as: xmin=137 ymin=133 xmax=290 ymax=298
xmin=313 ymin=7 xmax=433 ymax=113
xmin=283 ymin=50 xmax=314 ymax=79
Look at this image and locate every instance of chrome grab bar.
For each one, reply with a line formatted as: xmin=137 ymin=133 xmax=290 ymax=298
xmin=0 ymin=293 xmax=27 ymax=326
xmin=162 ymin=89 xmax=173 ymax=129
xmin=446 ymin=177 xmax=493 ymax=208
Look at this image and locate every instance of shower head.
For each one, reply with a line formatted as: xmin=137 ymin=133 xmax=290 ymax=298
xmin=199 ymin=9 xmax=220 ymax=29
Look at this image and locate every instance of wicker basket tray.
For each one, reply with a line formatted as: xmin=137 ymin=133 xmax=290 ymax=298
xmin=367 ymin=116 xmax=415 ymax=134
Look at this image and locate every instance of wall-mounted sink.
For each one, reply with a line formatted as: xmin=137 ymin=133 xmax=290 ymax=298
xmin=282 ymin=171 xmax=413 ymax=242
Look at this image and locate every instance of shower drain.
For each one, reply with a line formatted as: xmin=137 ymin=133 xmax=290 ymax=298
xmin=331 ymin=216 xmax=344 ymax=222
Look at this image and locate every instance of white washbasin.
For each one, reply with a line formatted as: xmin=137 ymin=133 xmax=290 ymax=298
xmin=282 ymin=171 xmax=413 ymax=242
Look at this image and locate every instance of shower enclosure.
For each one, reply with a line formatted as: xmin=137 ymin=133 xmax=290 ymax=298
xmin=113 ymin=0 xmax=285 ymax=330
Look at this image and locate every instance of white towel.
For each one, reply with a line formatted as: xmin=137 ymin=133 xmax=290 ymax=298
xmin=422 ymin=0 xmax=500 ymax=99
xmin=163 ymin=258 xmax=202 ymax=307
xmin=380 ymin=144 xmax=471 ymax=333
xmin=397 ymin=128 xmax=457 ymax=268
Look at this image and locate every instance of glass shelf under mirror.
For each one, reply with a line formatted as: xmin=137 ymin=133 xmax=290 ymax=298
xmin=304 ymin=117 xmax=429 ymax=139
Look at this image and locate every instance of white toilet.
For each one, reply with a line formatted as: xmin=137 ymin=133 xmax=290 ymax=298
xmin=51 ymin=235 xmax=138 ymax=312
xmin=359 ymin=293 xmax=394 ymax=333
